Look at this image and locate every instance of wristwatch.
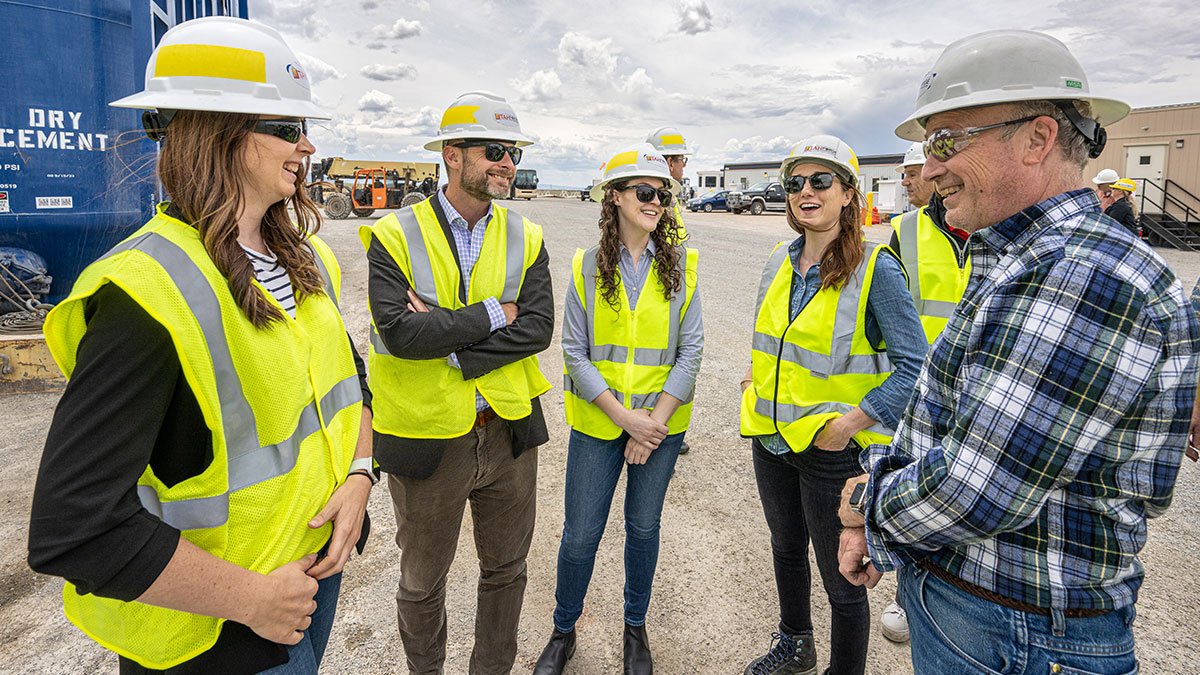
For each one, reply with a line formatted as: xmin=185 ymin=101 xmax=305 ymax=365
xmin=347 ymin=457 xmax=378 ymax=486
xmin=849 ymin=481 xmax=868 ymax=517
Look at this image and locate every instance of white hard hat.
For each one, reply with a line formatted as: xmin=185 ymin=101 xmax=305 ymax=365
xmin=1091 ymin=168 xmax=1120 ymax=184
xmin=895 ymin=30 xmax=1129 ymax=142
xmin=109 ymin=16 xmax=329 ymax=119
xmin=424 ymin=91 xmax=533 ymax=151
xmin=896 ymin=142 xmax=926 ymax=173
xmin=645 ymin=126 xmax=692 ymax=155
xmin=779 ymin=135 xmax=860 ymax=189
xmin=590 ymin=143 xmax=681 ymax=202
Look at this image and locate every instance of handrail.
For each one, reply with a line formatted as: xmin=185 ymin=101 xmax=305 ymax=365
xmin=1166 ymin=178 xmax=1200 ymax=207
xmin=1138 ymin=179 xmax=1197 ymax=224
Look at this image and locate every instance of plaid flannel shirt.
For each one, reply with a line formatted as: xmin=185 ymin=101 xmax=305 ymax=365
xmin=861 ymin=188 xmax=1200 ymax=611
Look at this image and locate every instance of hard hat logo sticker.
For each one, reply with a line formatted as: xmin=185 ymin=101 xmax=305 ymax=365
xmin=919 ymin=71 xmax=936 ymax=95
xmin=286 ymin=64 xmax=310 ymax=89
xmin=494 ymin=112 xmax=519 ymax=125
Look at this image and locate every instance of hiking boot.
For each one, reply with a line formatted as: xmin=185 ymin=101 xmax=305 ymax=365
xmin=533 ymin=627 xmax=576 ymax=674
xmin=743 ymin=630 xmax=817 ymax=675
xmin=880 ymin=601 xmax=910 ymax=643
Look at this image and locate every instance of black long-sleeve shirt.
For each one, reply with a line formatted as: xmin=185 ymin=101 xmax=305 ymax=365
xmin=1105 ymin=199 xmax=1140 ymax=236
xmin=28 ymin=283 xmax=370 ymax=674
xmin=367 ymin=196 xmax=555 ymax=479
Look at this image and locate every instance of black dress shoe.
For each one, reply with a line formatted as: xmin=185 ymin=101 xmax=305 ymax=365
xmin=623 ymin=623 xmax=653 ymax=674
xmin=533 ymin=627 xmax=576 ymax=675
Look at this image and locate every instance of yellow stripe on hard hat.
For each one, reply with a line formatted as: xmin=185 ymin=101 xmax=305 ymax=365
xmin=155 ymin=44 xmax=267 ymax=83
xmin=441 ymin=105 xmax=481 ymax=128
xmin=606 ymin=151 xmax=638 ymax=172
xmin=659 ymin=133 xmax=684 ymax=146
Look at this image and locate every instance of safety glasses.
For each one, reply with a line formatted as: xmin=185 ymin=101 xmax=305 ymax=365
xmin=923 ymin=115 xmax=1038 ymax=161
xmin=617 ymin=184 xmax=673 ymax=207
xmin=452 ymin=141 xmax=523 ymax=165
xmin=249 ymin=118 xmax=307 ymax=144
xmin=782 ymin=172 xmax=837 ymax=193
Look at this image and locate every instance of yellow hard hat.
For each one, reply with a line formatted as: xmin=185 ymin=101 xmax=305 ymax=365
xmin=1110 ymin=178 xmax=1136 ymax=193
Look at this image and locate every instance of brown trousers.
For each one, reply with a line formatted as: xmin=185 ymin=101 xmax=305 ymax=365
xmin=388 ymin=416 xmax=538 ymax=675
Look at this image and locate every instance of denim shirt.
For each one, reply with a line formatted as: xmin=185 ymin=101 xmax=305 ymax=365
xmin=761 ymin=235 xmax=928 ymax=454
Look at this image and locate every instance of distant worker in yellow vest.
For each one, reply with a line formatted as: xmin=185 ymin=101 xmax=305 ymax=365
xmin=739 ymin=135 xmax=926 ymax=675
xmin=28 ymin=17 xmax=373 ymax=674
xmin=360 ymin=91 xmax=555 ymax=674
xmin=532 ymin=144 xmax=702 ymax=675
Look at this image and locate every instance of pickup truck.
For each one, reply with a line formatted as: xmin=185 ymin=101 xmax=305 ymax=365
xmin=726 ymin=181 xmax=786 ymax=215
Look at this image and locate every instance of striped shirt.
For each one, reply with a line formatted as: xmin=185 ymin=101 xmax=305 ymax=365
xmin=437 ymin=188 xmax=508 ymax=412
xmin=242 ymin=244 xmax=295 ymax=318
xmin=861 ymin=188 xmax=1200 ymax=612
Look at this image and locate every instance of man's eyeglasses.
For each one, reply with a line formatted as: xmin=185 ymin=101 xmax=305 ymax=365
xmin=923 ymin=115 xmax=1039 ymax=161
xmin=617 ymin=183 xmax=673 ymax=207
xmin=249 ymin=119 xmax=307 ymax=144
xmin=452 ymin=141 xmax=522 ymax=165
xmin=667 ymin=155 xmax=689 ymax=167
xmin=782 ymin=172 xmax=837 ymax=194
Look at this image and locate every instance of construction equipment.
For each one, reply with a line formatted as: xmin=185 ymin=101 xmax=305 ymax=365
xmin=309 ymin=158 xmax=439 ymax=219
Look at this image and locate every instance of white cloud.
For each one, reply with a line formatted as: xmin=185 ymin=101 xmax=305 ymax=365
xmin=723 ymin=135 xmax=797 ymax=158
xmin=677 ymin=1 xmax=714 ymax=35
xmin=361 ymin=63 xmax=419 ymax=81
xmin=620 ymin=68 xmax=660 ymax=107
xmin=360 ymin=0 xmax=379 ymax=8
xmin=257 ymin=0 xmax=328 ymax=39
xmin=556 ymin=32 xmax=618 ymax=81
xmin=510 ymin=69 xmax=563 ymax=102
xmin=372 ymin=18 xmax=423 ymax=40
xmin=358 ymin=89 xmax=396 ymax=112
xmin=295 ymin=52 xmax=345 ymax=84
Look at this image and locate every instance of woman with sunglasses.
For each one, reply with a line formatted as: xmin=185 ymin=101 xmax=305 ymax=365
xmin=27 ymin=18 xmax=372 ymax=675
xmin=739 ymin=136 xmax=926 ymax=675
xmin=533 ymin=144 xmax=702 ymax=675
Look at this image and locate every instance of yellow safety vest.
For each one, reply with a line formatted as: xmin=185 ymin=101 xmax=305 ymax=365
xmin=673 ymin=200 xmax=688 ymax=245
xmin=740 ymin=242 xmax=896 ymax=451
xmin=359 ymin=198 xmax=551 ymax=438
xmin=890 ymin=208 xmax=971 ymax=342
xmin=563 ymin=245 xmax=699 ymax=440
xmin=43 ymin=205 xmax=362 ymax=669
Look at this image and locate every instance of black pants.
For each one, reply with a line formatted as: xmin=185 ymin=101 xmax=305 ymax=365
xmin=752 ymin=438 xmax=869 ymax=675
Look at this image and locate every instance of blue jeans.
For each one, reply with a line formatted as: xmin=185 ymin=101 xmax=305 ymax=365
xmin=260 ymin=571 xmax=343 ymax=674
xmin=551 ymin=429 xmax=684 ymax=632
xmin=899 ymin=564 xmax=1140 ymax=675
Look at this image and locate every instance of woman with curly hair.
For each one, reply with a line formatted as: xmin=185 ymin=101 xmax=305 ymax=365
xmin=739 ymin=136 xmax=926 ymax=675
xmin=533 ymin=144 xmax=703 ymax=674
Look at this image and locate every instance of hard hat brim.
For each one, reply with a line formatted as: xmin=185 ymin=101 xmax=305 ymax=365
xmin=589 ymin=174 xmax=682 ymax=203
xmin=109 ymin=90 xmax=332 ymax=120
xmin=425 ymin=129 xmax=535 ymax=152
xmin=894 ymin=92 xmax=1131 ymax=142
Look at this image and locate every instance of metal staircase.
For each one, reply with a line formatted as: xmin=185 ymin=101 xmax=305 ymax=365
xmin=1137 ymin=179 xmax=1200 ymax=252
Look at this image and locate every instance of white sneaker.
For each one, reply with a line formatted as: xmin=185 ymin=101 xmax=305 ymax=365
xmin=880 ymin=601 xmax=910 ymax=643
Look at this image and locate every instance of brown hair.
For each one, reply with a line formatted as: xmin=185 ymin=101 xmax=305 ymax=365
xmin=157 ymin=110 xmax=326 ymax=328
xmin=785 ymin=179 xmax=865 ymax=291
xmin=594 ymin=181 xmax=684 ymax=311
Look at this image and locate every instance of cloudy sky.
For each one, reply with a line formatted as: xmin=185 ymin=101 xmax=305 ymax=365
xmin=255 ymin=0 xmax=1200 ymax=188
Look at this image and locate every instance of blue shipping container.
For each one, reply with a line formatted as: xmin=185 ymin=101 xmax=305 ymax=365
xmin=0 ymin=0 xmax=247 ymax=303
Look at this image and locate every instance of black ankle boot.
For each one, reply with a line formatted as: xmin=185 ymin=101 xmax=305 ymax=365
xmin=533 ymin=627 xmax=576 ymax=675
xmin=623 ymin=623 xmax=653 ymax=674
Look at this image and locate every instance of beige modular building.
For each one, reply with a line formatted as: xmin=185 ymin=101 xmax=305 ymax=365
xmin=1085 ymin=103 xmax=1200 ymax=248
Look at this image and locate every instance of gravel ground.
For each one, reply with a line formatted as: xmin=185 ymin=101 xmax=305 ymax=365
xmin=2 ymin=198 xmax=1199 ymax=673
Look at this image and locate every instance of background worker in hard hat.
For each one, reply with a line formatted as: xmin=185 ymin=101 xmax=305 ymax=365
xmin=870 ymin=141 xmax=969 ymax=646
xmin=645 ymin=126 xmax=696 ymax=456
xmin=838 ymin=29 xmax=1200 ymax=674
xmin=1091 ymin=167 xmax=1120 ymax=195
xmin=360 ymin=91 xmax=554 ymax=674
xmin=27 ymin=16 xmax=374 ymax=674
xmin=533 ymin=144 xmax=702 ymax=675
xmin=739 ymin=135 xmax=926 ymax=675
xmin=1100 ymin=177 xmax=1141 ymax=236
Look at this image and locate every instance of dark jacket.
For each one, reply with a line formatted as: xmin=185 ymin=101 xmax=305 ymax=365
xmin=1105 ymin=198 xmax=1140 ymax=236
xmin=367 ymin=195 xmax=554 ymax=479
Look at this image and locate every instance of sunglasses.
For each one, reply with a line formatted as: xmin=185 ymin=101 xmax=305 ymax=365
xmin=923 ymin=115 xmax=1038 ymax=161
xmin=452 ymin=141 xmax=522 ymax=165
xmin=249 ymin=118 xmax=308 ymax=144
xmin=617 ymin=184 xmax=673 ymax=207
xmin=782 ymin=172 xmax=837 ymax=193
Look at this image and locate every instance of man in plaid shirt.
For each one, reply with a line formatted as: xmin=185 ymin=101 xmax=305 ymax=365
xmin=837 ymin=30 xmax=1200 ymax=675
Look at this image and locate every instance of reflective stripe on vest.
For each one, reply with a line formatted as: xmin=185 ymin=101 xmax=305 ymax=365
xmin=98 ymin=233 xmax=361 ymax=531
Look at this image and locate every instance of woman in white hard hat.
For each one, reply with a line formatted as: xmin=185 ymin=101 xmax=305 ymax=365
xmin=739 ymin=136 xmax=925 ymax=675
xmin=1100 ymin=178 xmax=1140 ymax=236
xmin=533 ymin=144 xmax=702 ymax=675
xmin=28 ymin=17 xmax=373 ymax=675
